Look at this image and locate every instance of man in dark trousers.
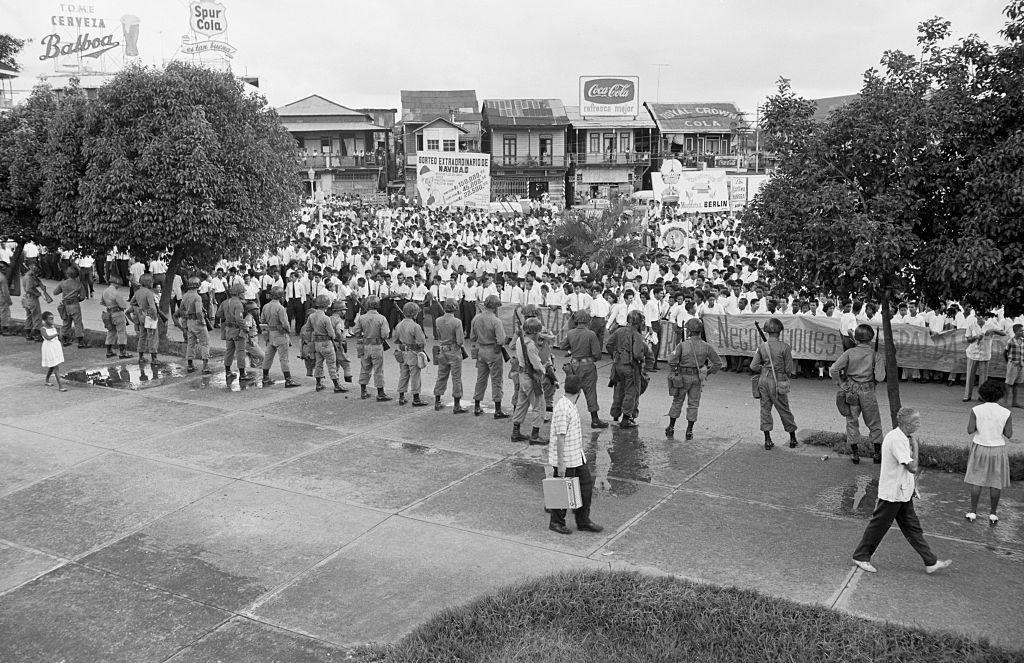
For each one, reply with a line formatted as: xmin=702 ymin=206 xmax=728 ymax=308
xmin=470 ymin=294 xmax=509 ymax=419
xmin=559 ymin=310 xmax=608 ymax=429
xmin=665 ymin=317 xmax=722 ymax=439
xmin=606 ymin=310 xmax=652 ymax=429
xmin=548 ymin=374 xmax=603 ymax=535
xmin=433 ymin=298 xmax=467 ymax=413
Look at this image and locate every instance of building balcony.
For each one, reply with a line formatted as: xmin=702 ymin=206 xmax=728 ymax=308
xmin=569 ymin=151 xmax=653 ymax=166
xmin=299 ymin=153 xmax=381 ymax=170
xmin=494 ymin=155 xmax=567 ymax=168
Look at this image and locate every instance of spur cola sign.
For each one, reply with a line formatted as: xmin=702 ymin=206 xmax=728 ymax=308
xmin=579 ymin=76 xmax=639 ymax=117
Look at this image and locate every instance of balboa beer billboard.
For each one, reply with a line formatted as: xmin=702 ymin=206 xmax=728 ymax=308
xmin=579 ymin=76 xmax=640 ymax=117
xmin=415 ymin=152 xmax=491 ymax=210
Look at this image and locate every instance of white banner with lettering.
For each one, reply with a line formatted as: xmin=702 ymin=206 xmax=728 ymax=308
xmin=415 ymin=152 xmax=491 ymax=209
xmin=651 ymin=168 xmax=730 ymax=212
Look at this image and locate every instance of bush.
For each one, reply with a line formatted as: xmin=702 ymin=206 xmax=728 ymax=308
xmin=802 ymin=430 xmax=1024 ymax=481
xmin=353 ymin=570 xmax=1019 ymax=663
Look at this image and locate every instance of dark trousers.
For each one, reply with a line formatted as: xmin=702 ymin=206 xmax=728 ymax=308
xmin=287 ymin=299 xmax=305 ymax=333
xmin=460 ymin=301 xmax=476 ymax=336
xmin=853 ymin=498 xmax=937 ymax=566
xmin=549 ymin=463 xmax=594 ymax=528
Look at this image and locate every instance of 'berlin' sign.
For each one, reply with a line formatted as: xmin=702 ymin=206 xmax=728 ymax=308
xmin=579 ymin=75 xmax=640 ymax=117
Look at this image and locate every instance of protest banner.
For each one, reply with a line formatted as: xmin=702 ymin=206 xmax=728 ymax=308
xmin=415 ymin=152 xmax=491 ymax=209
xmin=652 ymin=169 xmax=730 ymax=213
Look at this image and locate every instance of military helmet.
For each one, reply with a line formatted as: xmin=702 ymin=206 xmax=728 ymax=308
xmin=402 ymin=301 xmax=421 ymax=318
xmin=139 ymin=273 xmax=154 ymax=288
xmin=764 ymin=317 xmax=784 ymax=334
xmin=524 ymin=317 xmax=542 ymax=333
xmin=313 ymin=294 xmax=331 ymax=309
xmin=626 ymin=310 xmax=645 ymax=328
xmin=442 ymin=297 xmax=458 ymax=313
xmin=684 ymin=318 xmax=703 ymax=335
xmin=364 ymin=295 xmax=381 ymax=310
xmin=228 ymin=282 xmax=245 ymax=297
xmin=521 ymin=303 xmax=540 ymax=319
xmin=484 ymin=294 xmax=501 ymax=310
xmin=243 ymin=300 xmax=259 ymax=313
xmin=186 ymin=277 xmax=202 ymax=290
xmin=572 ymin=309 xmax=591 ymax=325
xmin=854 ymin=324 xmax=875 ymax=343
xmin=270 ymin=286 xmax=286 ymax=300
xmin=330 ymin=299 xmax=346 ymax=313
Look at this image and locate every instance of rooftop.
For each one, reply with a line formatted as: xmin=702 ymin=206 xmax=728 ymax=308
xmin=483 ymin=99 xmax=569 ymax=127
xmin=645 ymin=102 xmax=747 ymax=134
xmin=811 ymin=94 xmax=860 ymax=122
xmin=277 ymin=94 xmax=372 ymax=119
xmin=400 ymin=90 xmax=481 ymax=124
xmin=564 ymin=105 xmax=655 ymax=129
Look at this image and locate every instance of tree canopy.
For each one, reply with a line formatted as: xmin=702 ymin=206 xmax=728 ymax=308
xmin=0 ymin=34 xmax=24 ymax=71
xmin=552 ymin=200 xmax=644 ymax=279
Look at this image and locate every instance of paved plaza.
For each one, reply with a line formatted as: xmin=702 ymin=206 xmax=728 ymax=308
xmin=0 ymin=317 xmax=1022 ymax=661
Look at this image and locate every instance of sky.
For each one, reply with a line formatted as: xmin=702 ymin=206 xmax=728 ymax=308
xmin=1 ymin=0 xmax=1013 ymax=116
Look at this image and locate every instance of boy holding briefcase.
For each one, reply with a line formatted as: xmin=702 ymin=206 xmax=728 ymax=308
xmin=547 ymin=374 xmax=603 ymax=536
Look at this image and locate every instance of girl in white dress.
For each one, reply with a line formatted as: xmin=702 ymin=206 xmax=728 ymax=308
xmin=965 ymin=380 xmax=1015 ymax=524
xmin=40 ymin=311 xmax=67 ymax=392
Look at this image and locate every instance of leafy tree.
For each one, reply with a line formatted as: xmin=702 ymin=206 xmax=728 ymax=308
xmin=552 ymin=200 xmax=644 ymax=281
xmin=39 ymin=62 xmax=300 ymax=333
xmin=739 ymin=3 xmax=1024 ymax=424
xmin=0 ymin=34 xmax=24 ymax=71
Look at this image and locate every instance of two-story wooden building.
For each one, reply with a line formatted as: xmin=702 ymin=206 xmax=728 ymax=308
xmin=645 ymin=102 xmax=747 ymax=169
xmin=398 ymin=90 xmax=482 ymax=195
xmin=277 ymin=94 xmax=390 ymax=198
xmin=481 ymin=98 xmax=570 ymax=204
xmin=565 ymin=106 xmax=657 ymax=202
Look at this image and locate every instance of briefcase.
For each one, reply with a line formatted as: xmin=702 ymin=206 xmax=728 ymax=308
xmin=543 ymin=476 xmax=582 ymax=510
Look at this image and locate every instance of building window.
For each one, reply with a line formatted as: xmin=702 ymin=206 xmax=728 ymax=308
xmin=320 ymin=138 xmax=331 ymax=154
xmin=427 ymin=139 xmax=439 ymax=151
xmin=589 ymin=132 xmax=600 ymax=154
xmin=619 ymin=132 xmax=631 ymax=153
xmin=503 ymin=135 xmax=517 ymax=165
xmin=442 ymin=139 xmax=456 ymax=152
xmin=539 ymin=135 xmax=552 ymax=165
xmin=416 ymin=134 xmax=424 ymax=151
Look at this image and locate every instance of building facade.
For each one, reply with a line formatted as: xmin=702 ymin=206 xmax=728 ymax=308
xmin=565 ymin=106 xmax=657 ymax=203
xmin=398 ymin=90 xmax=481 ymax=195
xmin=277 ymin=94 xmax=390 ymax=198
xmin=645 ymin=102 xmax=747 ymax=169
xmin=481 ymin=98 xmax=570 ymax=204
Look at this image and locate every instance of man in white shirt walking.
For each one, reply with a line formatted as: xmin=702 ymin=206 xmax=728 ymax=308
xmin=548 ymin=374 xmax=603 ymax=535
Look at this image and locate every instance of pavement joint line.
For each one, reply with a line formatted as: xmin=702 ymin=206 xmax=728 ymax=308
xmin=394 ymin=454 xmax=515 ymax=515
xmin=0 ymin=426 xmax=114 ymax=500
xmin=159 ymin=615 xmax=241 ymax=663
xmin=829 ymin=567 xmax=860 ymax=610
xmin=589 ymin=436 xmax=744 ymax=556
xmin=0 ymin=537 xmax=72 ymax=601
xmin=225 ymin=612 xmax=355 ymax=653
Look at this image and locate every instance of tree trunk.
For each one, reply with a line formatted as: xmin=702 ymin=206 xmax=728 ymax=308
xmin=880 ymin=289 xmax=903 ymax=428
xmin=158 ymin=246 xmax=184 ymax=340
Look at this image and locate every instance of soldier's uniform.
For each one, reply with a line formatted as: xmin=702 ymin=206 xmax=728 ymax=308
xmin=470 ymin=295 xmax=508 ymax=417
xmin=218 ymin=287 xmax=248 ymax=378
xmin=329 ymin=305 xmax=353 ymax=383
xmin=606 ymin=315 xmax=652 ymax=428
xmin=433 ymin=302 xmax=466 ymax=412
xmin=510 ymin=319 xmax=547 ymax=444
xmin=354 ymin=297 xmax=391 ymax=400
xmin=21 ymin=269 xmax=45 ymax=340
xmin=559 ymin=311 xmax=607 ymax=428
xmin=0 ymin=264 xmax=11 ymax=335
xmin=129 ymin=281 xmax=160 ymax=359
xmin=178 ymin=284 xmax=209 ymax=371
xmin=54 ymin=272 xmax=87 ymax=347
xmin=666 ymin=318 xmax=722 ymax=438
xmin=306 ymin=301 xmax=344 ymax=391
xmin=100 ymin=281 xmax=131 ymax=357
xmin=260 ymin=288 xmax=299 ymax=387
xmin=394 ymin=305 xmax=428 ymax=405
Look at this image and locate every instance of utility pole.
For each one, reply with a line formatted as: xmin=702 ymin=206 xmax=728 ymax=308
xmin=652 ymin=64 xmax=669 ymax=102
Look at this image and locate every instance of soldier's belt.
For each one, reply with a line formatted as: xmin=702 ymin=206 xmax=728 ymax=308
xmin=106 ymin=307 xmax=124 ymax=312
xmin=313 ymin=334 xmax=332 ymax=341
xmin=439 ymin=344 xmax=460 ymax=352
xmin=399 ymin=343 xmax=424 ymax=352
xmin=675 ymin=366 xmax=700 ymax=374
xmin=569 ymin=357 xmax=595 ymax=364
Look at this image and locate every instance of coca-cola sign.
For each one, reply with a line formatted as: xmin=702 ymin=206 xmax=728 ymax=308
xmin=584 ymin=79 xmax=635 ymax=104
xmin=579 ymin=76 xmax=640 ymax=117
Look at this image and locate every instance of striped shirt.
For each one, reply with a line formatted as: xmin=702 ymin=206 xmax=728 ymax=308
xmin=549 ymin=395 xmax=585 ymax=468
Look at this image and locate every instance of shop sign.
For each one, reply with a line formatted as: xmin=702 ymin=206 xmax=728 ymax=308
xmin=40 ymin=5 xmax=120 ymax=61
xmin=579 ymin=76 xmax=639 ymax=117
xmin=189 ymin=1 xmax=227 ymax=37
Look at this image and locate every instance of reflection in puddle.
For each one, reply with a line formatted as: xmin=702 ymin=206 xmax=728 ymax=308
xmin=386 ymin=441 xmax=440 ymax=455
xmin=814 ymin=474 xmax=879 ymax=518
xmin=189 ymin=371 xmax=270 ymax=392
xmin=64 ymin=362 xmax=186 ymax=391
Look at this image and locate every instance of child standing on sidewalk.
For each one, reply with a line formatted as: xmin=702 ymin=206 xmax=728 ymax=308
xmin=40 ymin=311 xmax=67 ymax=392
xmin=1003 ymin=324 xmax=1024 ymax=408
xmin=965 ymin=380 xmax=1015 ymax=525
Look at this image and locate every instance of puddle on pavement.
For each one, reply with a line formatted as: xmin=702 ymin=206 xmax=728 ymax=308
xmin=188 ymin=371 xmax=273 ymax=392
xmin=814 ymin=474 xmax=879 ymax=518
xmin=64 ymin=361 xmax=186 ymax=391
xmin=386 ymin=440 xmax=440 ymax=455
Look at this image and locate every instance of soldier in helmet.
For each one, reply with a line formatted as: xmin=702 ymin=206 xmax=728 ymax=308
xmin=219 ymin=281 xmax=253 ymax=383
xmin=470 ymin=294 xmax=509 ymax=418
xmin=303 ymin=294 xmax=346 ymax=393
xmin=260 ymin=285 xmax=300 ymax=387
xmin=54 ymin=264 xmax=88 ymax=348
xmin=606 ymin=309 xmax=652 ymax=428
xmin=394 ymin=301 xmax=428 ymax=406
xmin=130 ymin=273 xmax=161 ymax=365
xmin=665 ymin=317 xmax=722 ymax=439
xmin=354 ymin=294 xmax=392 ymax=401
xmin=511 ymin=317 xmax=549 ymax=444
xmin=830 ymin=323 xmax=886 ymax=463
xmin=329 ymin=299 xmax=353 ymax=383
xmin=100 ymin=274 xmax=132 ymax=360
xmin=559 ymin=309 xmax=608 ymax=429
xmin=433 ymin=297 xmax=467 ymax=413
xmin=750 ymin=317 xmax=799 ymax=450
xmin=177 ymin=276 xmax=211 ymax=374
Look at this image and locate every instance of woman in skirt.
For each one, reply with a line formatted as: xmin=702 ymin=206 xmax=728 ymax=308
xmin=40 ymin=311 xmax=67 ymax=391
xmin=965 ymin=379 xmax=1015 ymax=524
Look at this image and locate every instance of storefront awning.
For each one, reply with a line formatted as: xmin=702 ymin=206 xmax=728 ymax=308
xmin=645 ymin=102 xmax=746 ymax=134
xmin=580 ymin=168 xmax=631 ymax=183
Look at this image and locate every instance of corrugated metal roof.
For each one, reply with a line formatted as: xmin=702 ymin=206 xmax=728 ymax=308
xmin=564 ymin=105 xmax=655 ymax=128
xmin=482 ymin=99 xmax=569 ymax=127
xmin=282 ymin=121 xmax=389 ymax=133
xmin=645 ymin=102 xmax=747 ymax=133
xmin=811 ymin=94 xmax=860 ymax=122
xmin=277 ymin=95 xmax=369 ymax=119
xmin=400 ymin=90 xmax=480 ymax=123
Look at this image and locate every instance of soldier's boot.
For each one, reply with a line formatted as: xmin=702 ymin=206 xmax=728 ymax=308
xmin=150 ymin=353 xmax=160 ymax=366
xmin=434 ymin=395 xmax=444 ymax=411
xmin=344 ymin=374 xmax=353 ymax=383
xmin=284 ymin=372 xmax=301 ymax=388
xmin=591 ymin=412 xmax=609 ymax=429
xmin=685 ymin=420 xmax=695 ymax=441
xmin=77 ymin=336 xmax=89 ymax=349
xmin=398 ymin=393 xmax=408 ymax=406
xmin=376 ymin=387 xmax=393 ymax=402
xmin=412 ymin=394 xmax=428 ymax=407
xmin=360 ymin=384 xmax=370 ymax=399
xmin=333 ymin=378 xmax=347 ymax=394
xmin=118 ymin=345 xmax=131 ymax=359
xmin=873 ymin=443 xmax=882 ymax=464
xmin=764 ymin=431 xmax=774 ymax=450
xmin=511 ymin=423 xmax=530 ymax=443
xmin=315 ymin=378 xmax=325 ymax=392
xmin=850 ymin=443 xmax=860 ymax=465
xmin=187 ymin=360 xmax=196 ymax=374
xmin=106 ymin=345 xmax=116 ymax=358
xmin=238 ymin=370 xmax=255 ymax=384
xmin=139 ymin=352 xmax=147 ymax=364
xmin=201 ymin=360 xmax=212 ymax=375
xmin=493 ymin=402 xmax=510 ymax=420
xmin=474 ymin=400 xmax=483 ymax=416
xmin=619 ymin=416 xmax=637 ymax=429
xmin=665 ymin=417 xmax=677 ymax=438
xmin=262 ymin=369 xmax=274 ymax=387
xmin=528 ymin=426 xmax=548 ymax=445
xmin=789 ymin=431 xmax=798 ymax=448
xmin=452 ymin=399 xmax=467 ymax=414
